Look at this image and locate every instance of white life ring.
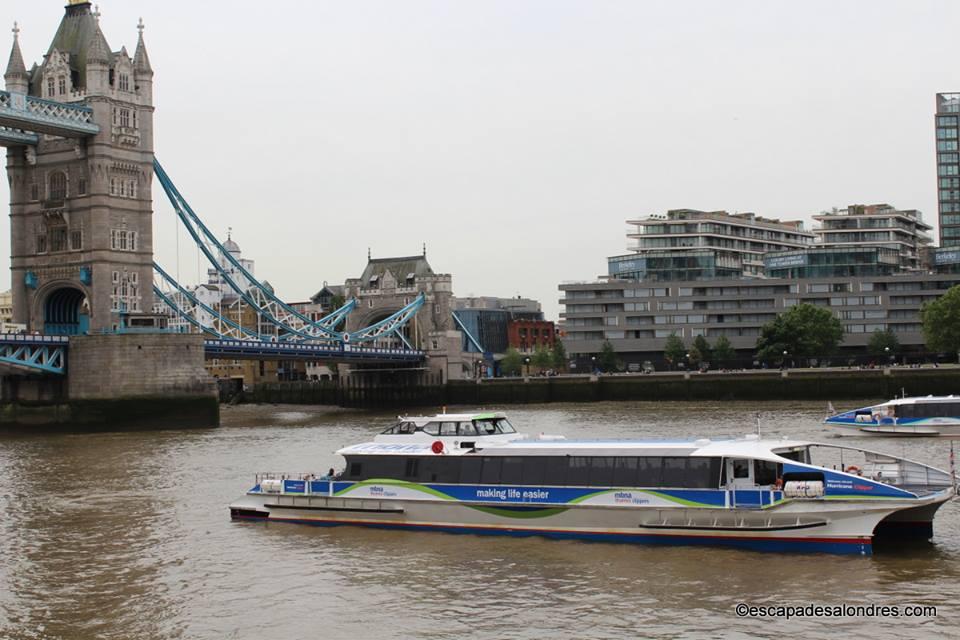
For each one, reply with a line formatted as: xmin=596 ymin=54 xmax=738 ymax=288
xmin=342 ymin=333 xmax=351 ymax=344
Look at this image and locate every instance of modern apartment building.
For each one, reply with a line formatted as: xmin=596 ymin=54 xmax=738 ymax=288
xmin=812 ymin=204 xmax=932 ymax=272
xmin=559 ymin=273 xmax=960 ymax=367
xmin=936 ymin=93 xmax=960 ymax=247
xmin=608 ymin=209 xmax=814 ymax=281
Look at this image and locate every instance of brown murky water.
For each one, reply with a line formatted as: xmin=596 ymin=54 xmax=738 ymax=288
xmin=0 ymin=401 xmax=958 ymax=639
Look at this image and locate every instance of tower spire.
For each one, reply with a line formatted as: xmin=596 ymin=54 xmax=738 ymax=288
xmin=133 ymin=17 xmax=153 ymax=74
xmin=4 ymin=21 xmax=29 ymax=91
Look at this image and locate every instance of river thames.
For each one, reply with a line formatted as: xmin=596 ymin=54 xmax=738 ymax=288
xmin=0 ymin=401 xmax=957 ymax=639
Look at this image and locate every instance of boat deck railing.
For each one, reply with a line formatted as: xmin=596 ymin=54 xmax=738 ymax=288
xmin=255 ymin=472 xmax=332 ymax=484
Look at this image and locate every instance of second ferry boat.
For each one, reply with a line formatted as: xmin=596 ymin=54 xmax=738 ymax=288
xmin=230 ymin=412 xmax=956 ymax=556
xmin=825 ymin=396 xmax=960 ymax=436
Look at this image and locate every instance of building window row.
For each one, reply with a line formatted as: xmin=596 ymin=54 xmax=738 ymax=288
xmin=110 ymin=229 xmax=139 ymax=252
xmin=110 ymin=270 xmax=141 ymax=313
xmin=36 ymin=226 xmax=82 ymax=254
xmin=109 ymin=178 xmax=138 ymax=199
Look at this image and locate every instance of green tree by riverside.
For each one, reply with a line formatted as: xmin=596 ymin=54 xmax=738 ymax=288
xmin=551 ymin=341 xmax=568 ymax=371
xmin=663 ymin=333 xmax=686 ymax=369
xmin=598 ymin=340 xmax=620 ymax=373
xmin=867 ymin=329 xmax=900 ymax=357
xmin=532 ymin=345 xmax=553 ymax=370
xmin=500 ymin=347 xmax=523 ymax=376
xmin=693 ymin=335 xmax=712 ymax=366
xmin=712 ymin=335 xmax=735 ymax=368
xmin=755 ymin=303 xmax=844 ymax=365
xmin=921 ymin=285 xmax=960 ymax=361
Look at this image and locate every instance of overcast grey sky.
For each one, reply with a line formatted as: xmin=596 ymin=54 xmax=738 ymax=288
xmin=3 ymin=1 xmax=958 ymax=320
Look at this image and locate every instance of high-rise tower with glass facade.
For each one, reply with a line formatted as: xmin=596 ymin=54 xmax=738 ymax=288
xmin=937 ymin=93 xmax=960 ymax=247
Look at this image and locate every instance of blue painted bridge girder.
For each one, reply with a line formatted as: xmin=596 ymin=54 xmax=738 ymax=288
xmin=0 ymin=334 xmax=68 ymax=374
xmin=203 ymin=339 xmax=425 ymax=364
xmin=0 ymin=91 xmax=100 ymax=143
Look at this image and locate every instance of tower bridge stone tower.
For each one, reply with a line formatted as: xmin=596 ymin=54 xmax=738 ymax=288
xmin=5 ymin=1 xmax=155 ymax=334
xmin=344 ymin=251 xmax=473 ymax=380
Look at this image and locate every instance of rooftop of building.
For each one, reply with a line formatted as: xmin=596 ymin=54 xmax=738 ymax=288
xmin=358 ymin=255 xmax=434 ymax=283
xmin=627 ymin=209 xmax=810 ymax=234
xmin=813 ymin=204 xmax=931 ymax=228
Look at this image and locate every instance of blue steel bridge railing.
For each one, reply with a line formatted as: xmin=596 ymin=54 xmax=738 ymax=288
xmin=0 ymin=90 xmax=100 ymax=138
xmin=0 ymin=334 xmax=68 ymax=374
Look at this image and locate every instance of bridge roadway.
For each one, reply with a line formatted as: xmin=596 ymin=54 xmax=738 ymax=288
xmin=0 ymin=334 xmax=424 ymax=375
xmin=0 ymin=90 xmax=100 ymax=146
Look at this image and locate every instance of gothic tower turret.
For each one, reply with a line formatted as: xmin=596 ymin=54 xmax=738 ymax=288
xmin=6 ymin=2 xmax=156 ymax=334
xmin=4 ymin=23 xmax=29 ymax=94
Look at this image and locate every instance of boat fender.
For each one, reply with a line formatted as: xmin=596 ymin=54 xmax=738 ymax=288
xmin=845 ymin=465 xmax=861 ymax=475
xmin=431 ymin=440 xmax=444 ymax=455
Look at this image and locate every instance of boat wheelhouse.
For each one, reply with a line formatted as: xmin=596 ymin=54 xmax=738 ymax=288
xmin=230 ymin=413 xmax=956 ymax=556
xmin=825 ymin=396 xmax=960 ymax=436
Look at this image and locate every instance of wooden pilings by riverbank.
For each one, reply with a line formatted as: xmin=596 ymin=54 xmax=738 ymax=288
xmin=243 ymin=367 xmax=960 ymax=408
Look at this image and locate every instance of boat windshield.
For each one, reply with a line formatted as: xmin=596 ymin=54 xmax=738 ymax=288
xmin=475 ymin=418 xmax=516 ymax=435
xmin=381 ymin=421 xmax=418 ymax=435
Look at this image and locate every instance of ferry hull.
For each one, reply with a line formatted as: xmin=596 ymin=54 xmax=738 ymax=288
xmin=229 ymin=492 xmax=950 ymax=556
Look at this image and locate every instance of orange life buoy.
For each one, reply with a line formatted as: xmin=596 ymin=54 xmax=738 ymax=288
xmin=845 ymin=465 xmax=861 ymax=474
xmin=431 ymin=440 xmax=444 ymax=455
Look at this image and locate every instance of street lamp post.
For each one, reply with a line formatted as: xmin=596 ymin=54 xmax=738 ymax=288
xmin=782 ymin=350 xmax=788 ymax=370
xmin=885 ymin=346 xmax=893 ymax=367
xmin=524 ymin=357 xmax=530 ymax=377
xmin=685 ymin=352 xmax=690 ymax=371
xmin=591 ymin=355 xmax=596 ymax=374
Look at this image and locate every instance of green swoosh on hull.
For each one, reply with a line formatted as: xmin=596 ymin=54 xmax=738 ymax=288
xmin=568 ymin=489 xmax=715 ymax=508
xmin=334 ymin=479 xmax=452 ymax=500
xmin=335 ymin=481 xmax=718 ymax=508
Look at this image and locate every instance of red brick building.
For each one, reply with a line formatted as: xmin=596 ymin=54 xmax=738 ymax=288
xmin=508 ymin=320 xmax=557 ymax=352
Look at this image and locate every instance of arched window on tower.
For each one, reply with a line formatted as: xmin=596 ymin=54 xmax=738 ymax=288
xmin=46 ymin=77 xmax=55 ymax=97
xmin=49 ymin=172 xmax=67 ymax=203
xmin=58 ymin=76 xmax=66 ymax=95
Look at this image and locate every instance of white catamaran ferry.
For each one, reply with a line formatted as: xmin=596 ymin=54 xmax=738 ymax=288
xmin=825 ymin=396 xmax=960 ymax=436
xmin=230 ymin=412 xmax=956 ymax=556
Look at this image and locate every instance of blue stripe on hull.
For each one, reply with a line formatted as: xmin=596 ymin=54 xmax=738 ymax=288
xmin=230 ymin=514 xmax=873 ymax=556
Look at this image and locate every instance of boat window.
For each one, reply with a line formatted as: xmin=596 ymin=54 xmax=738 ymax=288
xmin=501 ymin=457 xmax=524 ymax=484
xmin=900 ymin=402 xmax=960 ymax=419
xmin=543 ymin=456 xmax=569 ymax=485
xmin=476 ymin=420 xmax=498 ymax=435
xmin=495 ymin=419 xmax=517 ymax=434
xmin=567 ymin=457 xmax=591 ymax=486
xmin=382 ymin=421 xmax=416 ymax=434
xmin=480 ymin=457 xmax=502 ymax=484
xmin=777 ymin=449 xmax=805 ymax=463
xmin=404 ymin=458 xmax=419 ymax=479
xmin=347 ymin=460 xmax=363 ymax=479
xmin=422 ymin=457 xmax=459 ymax=483
xmin=732 ymin=459 xmax=751 ymax=479
xmin=459 ymin=456 xmax=483 ymax=483
xmin=636 ymin=457 xmax=663 ymax=486
xmin=755 ymin=460 xmax=780 ymax=486
xmin=613 ymin=457 xmax=639 ymax=486
xmin=422 ymin=423 xmax=441 ymax=436
xmin=458 ymin=422 xmax=478 ymax=436
xmin=440 ymin=422 xmax=458 ymax=436
xmin=521 ymin=457 xmax=547 ymax=485
xmin=661 ymin=457 xmax=687 ymax=487
xmin=685 ymin=457 xmax=721 ymax=489
xmin=589 ymin=457 xmax=616 ymax=487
